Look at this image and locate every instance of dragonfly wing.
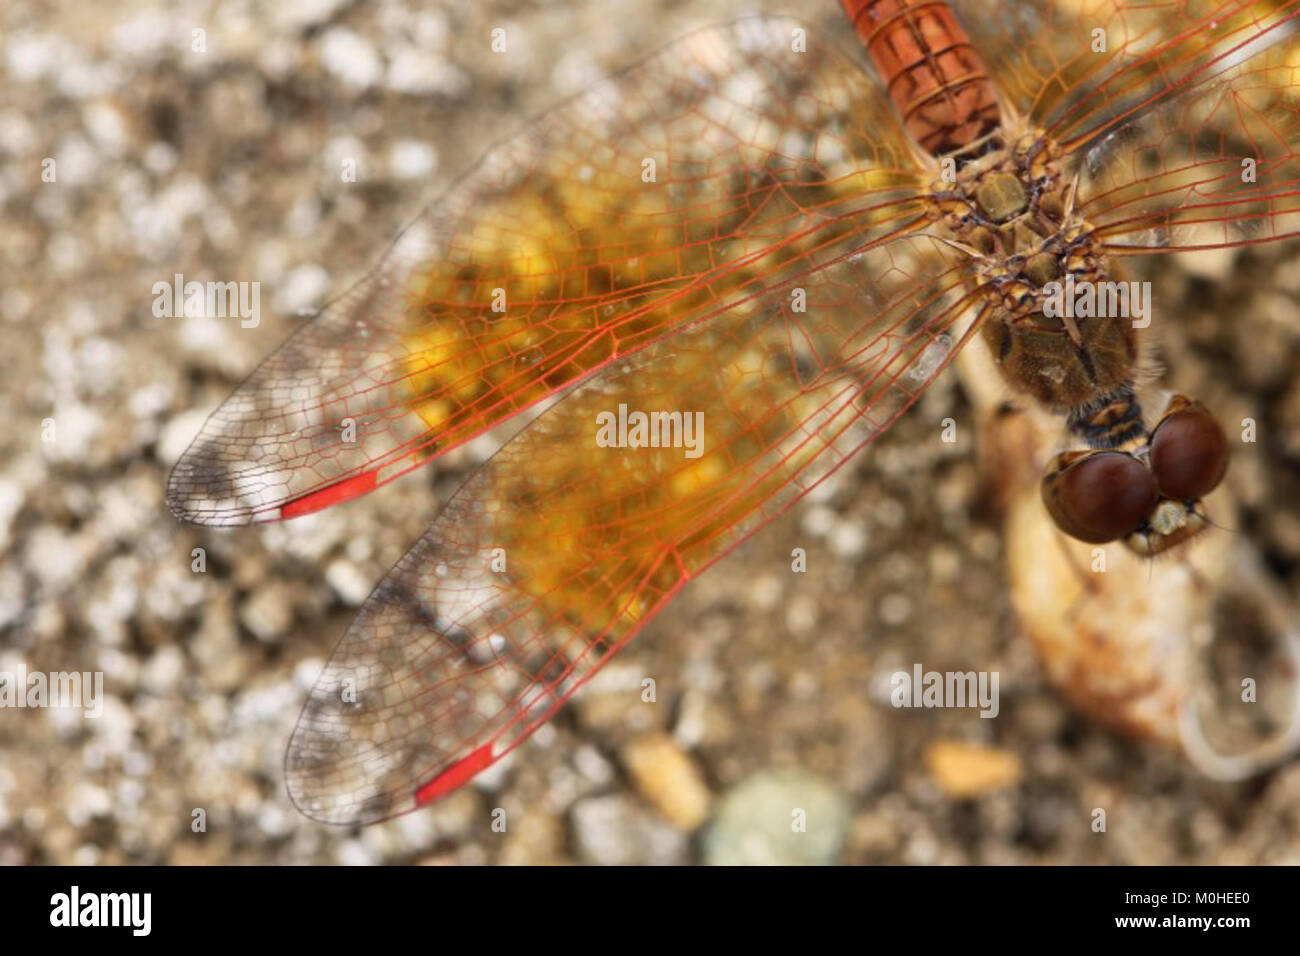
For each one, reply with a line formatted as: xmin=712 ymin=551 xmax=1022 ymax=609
xmin=947 ymin=0 xmax=1300 ymax=252
xmin=166 ymin=16 xmax=925 ymax=526
xmin=1082 ymin=27 xmax=1300 ymax=252
xmin=284 ymin=234 xmax=982 ymax=825
xmin=950 ymin=0 xmax=1300 ymax=145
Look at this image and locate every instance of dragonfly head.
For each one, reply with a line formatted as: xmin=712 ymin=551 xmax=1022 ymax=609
xmin=1041 ymin=396 xmax=1230 ymax=556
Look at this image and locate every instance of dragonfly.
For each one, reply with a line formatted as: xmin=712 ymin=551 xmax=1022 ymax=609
xmin=167 ymin=0 xmax=1300 ymax=824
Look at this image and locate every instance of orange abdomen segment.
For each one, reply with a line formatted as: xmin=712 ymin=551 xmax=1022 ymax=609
xmin=841 ymin=0 xmax=1001 ymax=157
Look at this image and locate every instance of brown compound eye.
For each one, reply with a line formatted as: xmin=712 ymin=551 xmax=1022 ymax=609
xmin=1148 ymin=396 xmax=1229 ymax=501
xmin=1042 ymin=451 xmax=1159 ymax=543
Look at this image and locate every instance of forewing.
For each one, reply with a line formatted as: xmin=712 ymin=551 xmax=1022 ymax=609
xmin=284 ymin=234 xmax=981 ymax=825
xmin=167 ymin=16 xmax=925 ymax=526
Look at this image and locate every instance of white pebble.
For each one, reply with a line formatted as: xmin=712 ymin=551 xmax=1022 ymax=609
xmin=388 ymin=139 xmax=437 ymax=180
xmin=320 ymin=28 xmax=383 ymax=91
xmin=325 ymin=559 xmax=373 ymax=606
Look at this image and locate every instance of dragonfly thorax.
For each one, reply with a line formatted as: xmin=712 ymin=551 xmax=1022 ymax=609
xmin=929 ymin=135 xmax=1133 ymax=416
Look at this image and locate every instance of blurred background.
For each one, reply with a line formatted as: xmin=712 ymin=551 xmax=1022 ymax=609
xmin=3 ymin=0 xmax=1300 ymax=864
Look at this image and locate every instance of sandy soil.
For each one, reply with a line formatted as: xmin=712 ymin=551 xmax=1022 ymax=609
xmin=2 ymin=0 xmax=1299 ymax=864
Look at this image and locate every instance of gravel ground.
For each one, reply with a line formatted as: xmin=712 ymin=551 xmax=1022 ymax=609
xmin=2 ymin=0 xmax=1300 ymax=865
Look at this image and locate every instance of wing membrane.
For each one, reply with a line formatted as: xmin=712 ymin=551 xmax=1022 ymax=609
xmin=284 ymin=234 xmax=981 ymax=825
xmin=1082 ymin=28 xmax=1300 ymax=251
xmin=951 ymin=0 xmax=1300 ymax=144
xmin=948 ymin=1 xmax=1300 ymax=252
xmin=166 ymin=17 xmax=925 ymax=526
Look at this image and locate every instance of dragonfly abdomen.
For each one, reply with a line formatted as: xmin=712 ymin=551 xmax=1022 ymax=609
xmin=842 ymin=0 xmax=1001 ymax=158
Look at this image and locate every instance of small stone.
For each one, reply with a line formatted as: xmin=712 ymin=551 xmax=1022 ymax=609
xmin=239 ymin=584 xmax=294 ymax=642
xmin=799 ymin=505 xmax=835 ymax=538
xmin=24 ymin=526 xmax=96 ymax=591
xmin=671 ymin=689 xmax=709 ymax=750
xmin=570 ymin=794 xmax=688 ymax=866
xmin=747 ymin=573 xmax=783 ymax=611
xmin=621 ymin=733 xmax=711 ymax=830
xmin=829 ymin=521 xmax=868 ymax=558
xmin=65 ymin=783 xmax=112 ymax=827
xmin=42 ymin=402 xmax=104 ymax=465
xmin=140 ymin=645 xmax=186 ymax=694
xmin=81 ymin=101 xmax=128 ymax=155
xmin=784 ymin=595 xmax=817 ymax=636
xmin=156 ymin=408 xmax=210 ymax=468
xmin=334 ymin=838 xmax=377 ymax=866
xmin=924 ymin=740 xmax=1022 ymax=798
xmin=388 ymin=139 xmax=437 ymax=180
xmin=273 ymin=263 xmax=330 ymax=317
xmin=499 ymin=812 xmax=565 ymax=865
xmin=319 ymin=28 xmax=382 ymax=92
xmin=703 ymin=770 xmax=850 ymax=866
xmin=325 ymin=559 xmax=372 ymax=606
xmin=385 ymin=48 xmax=469 ymax=97
xmin=572 ymin=744 xmax=614 ymax=787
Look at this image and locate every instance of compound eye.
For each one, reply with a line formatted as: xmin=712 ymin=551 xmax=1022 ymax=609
xmin=1148 ymin=397 xmax=1229 ymax=500
xmin=1042 ymin=451 xmax=1159 ymax=543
